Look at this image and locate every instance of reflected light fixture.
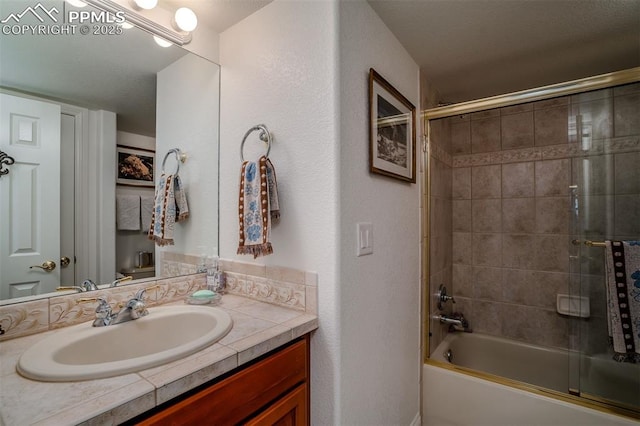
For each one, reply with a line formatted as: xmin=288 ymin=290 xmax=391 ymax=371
xmin=66 ymin=0 xmax=87 ymax=7
xmin=120 ymin=21 xmax=134 ymax=29
xmin=132 ymin=0 xmax=158 ymax=10
xmin=173 ymin=7 xmax=197 ymax=32
xmin=153 ymin=35 xmax=173 ymax=47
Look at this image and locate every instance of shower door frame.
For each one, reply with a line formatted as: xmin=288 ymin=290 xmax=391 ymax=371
xmin=421 ymin=66 xmax=640 ymax=420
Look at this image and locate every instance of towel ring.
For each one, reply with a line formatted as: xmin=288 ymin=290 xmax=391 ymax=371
xmin=162 ymin=148 xmax=187 ymax=174
xmin=240 ymin=124 xmax=272 ymax=162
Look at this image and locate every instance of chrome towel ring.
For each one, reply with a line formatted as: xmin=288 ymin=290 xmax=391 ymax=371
xmin=240 ymin=124 xmax=272 ymax=162
xmin=162 ymin=148 xmax=187 ymax=174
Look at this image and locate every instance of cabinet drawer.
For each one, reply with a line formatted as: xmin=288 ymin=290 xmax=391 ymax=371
xmin=139 ymin=337 xmax=308 ymax=425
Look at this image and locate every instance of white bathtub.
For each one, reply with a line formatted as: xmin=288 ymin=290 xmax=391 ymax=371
xmin=430 ymin=332 xmax=568 ymax=392
xmin=423 ymin=332 xmax=639 ymax=426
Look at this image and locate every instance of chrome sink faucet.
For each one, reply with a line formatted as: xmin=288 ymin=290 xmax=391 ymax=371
xmin=77 ymin=284 xmax=159 ymax=327
xmin=82 ymin=279 xmax=98 ymax=291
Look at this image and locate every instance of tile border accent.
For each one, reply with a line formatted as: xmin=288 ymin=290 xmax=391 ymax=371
xmin=452 ymin=136 xmax=639 ymax=168
xmin=430 ymin=141 xmax=453 ymax=167
xmin=1 ymin=260 xmax=319 ymax=341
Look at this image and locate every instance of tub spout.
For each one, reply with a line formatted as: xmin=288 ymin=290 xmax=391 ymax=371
xmin=433 ymin=314 xmax=463 ymax=327
xmin=434 ymin=313 xmax=471 ymax=332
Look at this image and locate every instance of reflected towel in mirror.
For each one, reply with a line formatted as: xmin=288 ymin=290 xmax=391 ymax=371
xmin=148 ymin=173 xmax=189 ymax=246
xmin=140 ymin=195 xmax=154 ymax=233
xmin=116 ymin=195 xmax=140 ymax=230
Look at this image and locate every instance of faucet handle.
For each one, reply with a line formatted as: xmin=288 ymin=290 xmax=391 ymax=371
xmin=134 ymin=284 xmax=160 ymax=301
xmin=77 ymin=297 xmax=114 ymax=327
xmin=436 ymin=285 xmax=455 ymax=310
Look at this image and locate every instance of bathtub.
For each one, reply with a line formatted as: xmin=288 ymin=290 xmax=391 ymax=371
xmin=423 ymin=332 xmax=639 ymax=426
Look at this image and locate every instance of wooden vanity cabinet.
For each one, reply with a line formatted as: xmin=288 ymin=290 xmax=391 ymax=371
xmin=136 ymin=334 xmax=310 ymax=426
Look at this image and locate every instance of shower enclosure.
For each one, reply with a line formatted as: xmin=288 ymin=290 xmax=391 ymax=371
xmin=424 ymin=69 xmax=640 ymax=418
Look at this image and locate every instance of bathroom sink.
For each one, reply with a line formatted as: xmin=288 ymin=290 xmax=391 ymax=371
xmin=17 ymin=305 xmax=233 ymax=382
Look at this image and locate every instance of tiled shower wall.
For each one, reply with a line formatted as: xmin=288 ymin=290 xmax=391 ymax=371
xmin=429 ymin=82 xmax=640 ymax=352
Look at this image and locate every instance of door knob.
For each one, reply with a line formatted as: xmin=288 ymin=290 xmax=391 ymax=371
xmin=60 ymin=256 xmax=71 ymax=267
xmin=29 ymin=260 xmax=56 ymax=272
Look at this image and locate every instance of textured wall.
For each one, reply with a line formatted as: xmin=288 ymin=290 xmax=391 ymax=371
xmin=219 ymin=2 xmax=340 ymax=423
xmin=338 ymin=1 xmax=421 ymax=424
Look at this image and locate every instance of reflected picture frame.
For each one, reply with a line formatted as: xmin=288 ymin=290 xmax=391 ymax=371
xmin=116 ymin=146 xmax=155 ymax=187
xmin=369 ymin=68 xmax=416 ymax=183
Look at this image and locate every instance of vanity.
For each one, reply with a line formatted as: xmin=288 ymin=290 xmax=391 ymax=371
xmin=0 ymin=289 xmax=317 ymax=425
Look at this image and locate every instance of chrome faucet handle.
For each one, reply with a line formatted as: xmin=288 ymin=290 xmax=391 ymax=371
xmin=134 ymin=284 xmax=160 ymax=301
xmin=110 ymin=275 xmax=133 ymax=288
xmin=77 ymin=297 xmax=112 ymax=326
xmin=436 ymin=284 xmax=455 ymax=310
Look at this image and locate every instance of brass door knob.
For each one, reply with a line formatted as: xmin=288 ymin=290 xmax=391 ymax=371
xmin=60 ymin=256 xmax=71 ymax=267
xmin=29 ymin=260 xmax=56 ymax=272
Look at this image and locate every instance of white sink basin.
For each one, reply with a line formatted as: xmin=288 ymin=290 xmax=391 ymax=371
xmin=17 ymin=305 xmax=233 ymax=382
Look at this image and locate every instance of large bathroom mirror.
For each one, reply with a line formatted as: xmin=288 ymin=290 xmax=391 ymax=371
xmin=0 ymin=0 xmax=220 ymax=302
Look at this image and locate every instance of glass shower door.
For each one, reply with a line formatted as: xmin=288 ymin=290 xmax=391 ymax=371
xmin=569 ymin=83 xmax=640 ymax=412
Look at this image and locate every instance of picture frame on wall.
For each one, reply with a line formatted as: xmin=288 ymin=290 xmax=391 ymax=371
xmin=116 ymin=146 xmax=155 ymax=187
xmin=369 ymin=68 xmax=416 ymax=183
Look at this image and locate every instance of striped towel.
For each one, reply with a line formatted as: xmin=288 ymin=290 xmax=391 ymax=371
xmin=237 ymin=156 xmax=279 ymax=258
xmin=148 ymin=173 xmax=189 ymax=246
xmin=605 ymin=240 xmax=640 ymax=363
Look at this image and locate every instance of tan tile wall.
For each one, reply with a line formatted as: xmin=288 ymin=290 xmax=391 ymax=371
xmin=431 ymin=82 xmax=640 ymax=352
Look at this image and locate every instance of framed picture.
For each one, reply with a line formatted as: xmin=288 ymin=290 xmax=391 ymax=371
xmin=116 ymin=146 xmax=155 ymax=187
xmin=369 ymin=68 xmax=416 ymax=183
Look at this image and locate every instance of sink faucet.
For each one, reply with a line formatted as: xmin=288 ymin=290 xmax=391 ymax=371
xmin=110 ymin=275 xmax=133 ymax=287
xmin=77 ymin=284 xmax=160 ymax=327
xmin=81 ymin=279 xmax=98 ymax=291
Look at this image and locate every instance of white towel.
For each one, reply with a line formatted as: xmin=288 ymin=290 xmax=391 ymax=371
xmin=605 ymin=240 xmax=640 ymax=363
xmin=116 ymin=195 xmax=140 ymax=230
xmin=140 ymin=195 xmax=154 ymax=233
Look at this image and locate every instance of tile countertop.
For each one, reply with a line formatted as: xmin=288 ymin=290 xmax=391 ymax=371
xmin=0 ymin=294 xmax=318 ymax=426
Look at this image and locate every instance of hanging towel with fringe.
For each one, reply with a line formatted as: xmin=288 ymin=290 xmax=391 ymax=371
xmin=605 ymin=240 xmax=640 ymax=363
xmin=148 ymin=173 xmax=189 ymax=246
xmin=237 ymin=155 xmax=279 ymax=258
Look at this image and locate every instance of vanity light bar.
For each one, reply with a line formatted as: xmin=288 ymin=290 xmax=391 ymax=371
xmin=83 ymin=0 xmax=192 ymax=46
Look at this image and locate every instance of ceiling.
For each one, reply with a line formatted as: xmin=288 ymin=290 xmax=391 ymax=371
xmin=3 ymin=0 xmax=637 ymax=134
xmin=367 ymin=0 xmax=640 ymax=104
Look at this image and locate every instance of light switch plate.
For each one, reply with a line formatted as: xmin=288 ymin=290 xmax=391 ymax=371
xmin=356 ymin=222 xmax=373 ymax=256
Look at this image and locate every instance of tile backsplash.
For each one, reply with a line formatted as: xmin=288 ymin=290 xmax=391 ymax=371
xmin=0 ymin=259 xmax=318 ymax=342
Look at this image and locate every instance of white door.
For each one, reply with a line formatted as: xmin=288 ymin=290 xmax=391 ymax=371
xmin=0 ymin=93 xmax=61 ymax=299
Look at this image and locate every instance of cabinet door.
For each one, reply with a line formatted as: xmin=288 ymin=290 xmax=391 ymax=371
xmin=245 ymin=383 xmax=307 ymax=426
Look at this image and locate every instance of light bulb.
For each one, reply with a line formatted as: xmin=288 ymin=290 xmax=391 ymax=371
xmin=153 ymin=36 xmax=172 ymax=48
xmin=66 ymin=0 xmax=86 ymax=7
xmin=132 ymin=0 xmax=157 ymax=10
xmin=173 ymin=7 xmax=198 ymax=32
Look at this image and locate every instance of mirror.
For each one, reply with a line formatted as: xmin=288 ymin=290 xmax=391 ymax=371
xmin=0 ymin=0 xmax=220 ymax=302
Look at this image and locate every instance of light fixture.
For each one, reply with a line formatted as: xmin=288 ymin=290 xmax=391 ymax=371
xmin=66 ymin=0 xmax=87 ymax=7
xmin=173 ymin=7 xmax=198 ymax=32
xmin=153 ymin=35 xmax=173 ymax=48
xmin=132 ymin=0 xmax=157 ymax=10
